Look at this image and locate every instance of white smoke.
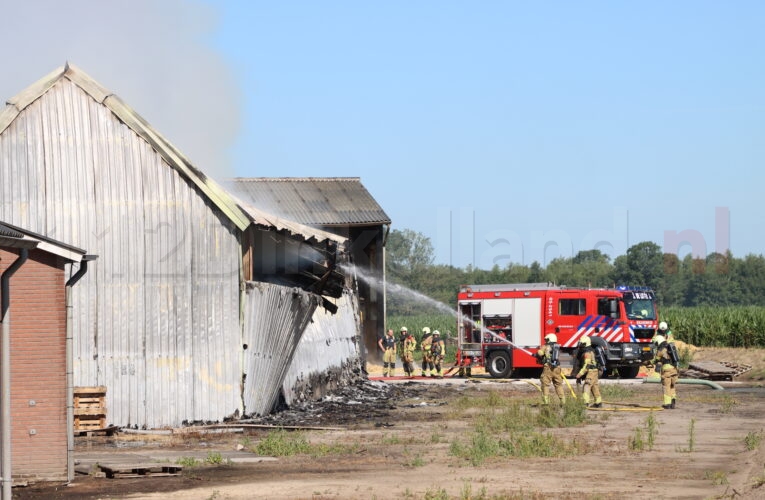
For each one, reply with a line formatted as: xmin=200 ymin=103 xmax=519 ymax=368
xmin=0 ymin=0 xmax=239 ymax=180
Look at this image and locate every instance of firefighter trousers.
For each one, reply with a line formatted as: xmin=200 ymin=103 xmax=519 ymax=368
xmin=661 ymin=365 xmax=678 ymax=405
xmin=540 ymin=365 xmax=565 ymax=404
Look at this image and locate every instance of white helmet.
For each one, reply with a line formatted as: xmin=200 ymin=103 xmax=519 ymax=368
xmin=653 ymin=335 xmax=666 ymax=345
xmin=433 ymin=330 xmax=441 ymax=336
xmin=658 ymin=321 xmax=668 ymax=331
xmin=579 ymin=336 xmax=591 ymax=347
xmin=544 ymin=333 xmax=557 ymax=343
xmin=422 ymin=327 xmax=431 ymax=334
xmin=400 ymin=326 xmax=408 ymax=332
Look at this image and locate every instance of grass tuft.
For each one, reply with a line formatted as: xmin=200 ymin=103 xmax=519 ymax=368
xmin=744 ymin=430 xmax=764 ymax=451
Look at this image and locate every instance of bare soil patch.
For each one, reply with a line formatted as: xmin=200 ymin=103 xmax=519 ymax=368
xmin=12 ymin=350 xmax=765 ymax=500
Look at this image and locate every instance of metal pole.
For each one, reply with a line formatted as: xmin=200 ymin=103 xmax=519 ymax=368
xmin=64 ymin=257 xmax=93 ymax=481
xmin=381 ymin=224 xmax=390 ymax=339
xmin=1 ymin=249 xmax=28 ymax=500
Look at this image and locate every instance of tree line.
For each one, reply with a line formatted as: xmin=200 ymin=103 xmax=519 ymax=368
xmin=386 ymin=228 xmax=765 ymax=316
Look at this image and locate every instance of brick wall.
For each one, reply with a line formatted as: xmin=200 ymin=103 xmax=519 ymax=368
xmin=0 ymin=248 xmax=68 ymax=483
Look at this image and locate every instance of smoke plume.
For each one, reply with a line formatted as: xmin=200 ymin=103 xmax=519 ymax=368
xmin=0 ymin=0 xmax=239 ymax=180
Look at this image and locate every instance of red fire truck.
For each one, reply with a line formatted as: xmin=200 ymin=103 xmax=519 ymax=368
xmin=456 ymin=283 xmax=658 ymax=378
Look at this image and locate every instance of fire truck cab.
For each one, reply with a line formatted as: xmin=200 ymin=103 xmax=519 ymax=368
xmin=456 ymin=283 xmax=656 ymax=378
xmin=616 ymin=285 xmax=659 ymax=343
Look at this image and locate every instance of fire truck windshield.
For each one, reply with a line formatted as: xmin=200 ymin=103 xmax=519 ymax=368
xmin=625 ymin=298 xmax=657 ymax=320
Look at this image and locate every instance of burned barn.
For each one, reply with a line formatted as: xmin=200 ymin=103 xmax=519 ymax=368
xmin=0 ymin=64 xmax=363 ymax=429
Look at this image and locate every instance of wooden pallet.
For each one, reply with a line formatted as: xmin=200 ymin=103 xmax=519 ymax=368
xmin=720 ymin=361 xmax=753 ymax=377
xmin=74 ymin=425 xmax=119 ymax=437
xmin=74 ymin=386 xmax=107 ymax=431
xmin=685 ymin=361 xmax=738 ymax=381
xmin=98 ymin=463 xmax=183 ymax=479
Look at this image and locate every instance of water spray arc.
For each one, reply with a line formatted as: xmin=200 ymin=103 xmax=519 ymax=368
xmin=463 ymin=317 xmax=534 ymax=356
xmin=340 ymin=264 xmax=456 ymax=316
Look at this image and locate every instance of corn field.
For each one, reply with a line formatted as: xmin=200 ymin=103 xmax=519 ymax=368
xmin=661 ymin=306 xmax=765 ymax=348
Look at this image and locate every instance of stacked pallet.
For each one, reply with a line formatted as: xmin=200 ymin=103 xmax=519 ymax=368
xmin=74 ymin=386 xmax=107 ymax=433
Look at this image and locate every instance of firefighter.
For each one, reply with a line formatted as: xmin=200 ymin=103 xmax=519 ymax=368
xmin=649 ymin=334 xmax=679 ymax=409
xmin=430 ymin=330 xmax=445 ymax=378
xmin=535 ymin=333 xmax=566 ymax=405
xmin=420 ymin=327 xmax=433 ymax=377
xmin=378 ymin=328 xmax=398 ymax=377
xmin=575 ymin=336 xmax=602 ymax=408
xmin=652 ymin=321 xmax=675 ymax=344
xmin=402 ymin=328 xmax=417 ymax=378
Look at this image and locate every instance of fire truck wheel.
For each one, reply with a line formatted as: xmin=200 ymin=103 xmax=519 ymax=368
xmin=617 ymin=366 xmax=640 ymax=379
xmin=487 ymin=351 xmax=512 ymax=378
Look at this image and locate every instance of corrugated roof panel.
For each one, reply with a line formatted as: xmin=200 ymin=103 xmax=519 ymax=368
xmin=229 ymin=178 xmax=391 ymax=226
xmin=237 ymin=201 xmax=346 ymax=245
xmin=0 ymin=223 xmax=24 ymax=238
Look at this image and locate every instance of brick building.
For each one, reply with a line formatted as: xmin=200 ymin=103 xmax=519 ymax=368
xmin=0 ymin=222 xmax=91 ymax=484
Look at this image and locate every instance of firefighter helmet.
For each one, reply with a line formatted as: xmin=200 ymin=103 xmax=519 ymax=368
xmin=653 ymin=335 xmax=666 ymax=345
xmin=658 ymin=321 xmax=668 ymax=331
xmin=400 ymin=326 xmax=408 ymax=332
xmin=422 ymin=327 xmax=431 ymax=334
xmin=432 ymin=330 xmax=440 ymax=336
xmin=544 ymin=333 xmax=557 ymax=343
xmin=579 ymin=336 xmax=591 ymax=347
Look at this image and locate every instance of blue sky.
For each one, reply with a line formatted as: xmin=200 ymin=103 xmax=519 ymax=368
xmin=2 ymin=1 xmax=763 ymax=268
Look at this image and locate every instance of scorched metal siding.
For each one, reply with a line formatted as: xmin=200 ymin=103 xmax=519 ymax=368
xmin=281 ymin=289 xmax=361 ymax=405
xmin=242 ymin=282 xmax=320 ymax=416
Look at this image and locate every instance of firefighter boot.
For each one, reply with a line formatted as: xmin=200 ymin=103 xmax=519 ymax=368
xmin=383 ymin=363 xmax=389 ymax=377
xmin=662 ymin=395 xmax=672 ymax=409
xmin=671 ymin=398 xmax=676 ymax=409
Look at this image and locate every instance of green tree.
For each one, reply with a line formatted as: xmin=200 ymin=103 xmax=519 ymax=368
xmin=661 ymin=252 xmax=685 ymax=306
xmin=734 ymin=254 xmax=765 ymax=306
xmin=612 ymin=242 xmax=664 ymax=296
xmin=385 ymin=229 xmax=437 ymax=315
xmin=528 ymin=261 xmax=546 ymax=283
xmin=386 ymin=229 xmax=435 ymax=282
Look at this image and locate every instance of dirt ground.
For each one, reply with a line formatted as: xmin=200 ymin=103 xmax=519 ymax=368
xmin=12 ymin=346 xmax=765 ymax=500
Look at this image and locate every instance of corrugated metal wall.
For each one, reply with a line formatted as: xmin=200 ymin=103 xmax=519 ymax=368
xmin=0 ymin=79 xmax=243 ymax=428
xmin=282 ymin=290 xmax=362 ymax=405
xmin=242 ymin=282 xmax=320 ymax=416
